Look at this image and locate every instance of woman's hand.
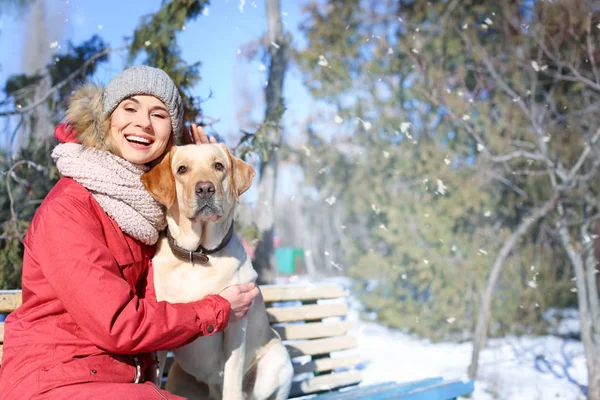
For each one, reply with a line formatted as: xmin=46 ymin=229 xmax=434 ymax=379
xmin=184 ymin=123 xmax=217 ymax=144
xmin=218 ymin=282 xmax=260 ymax=323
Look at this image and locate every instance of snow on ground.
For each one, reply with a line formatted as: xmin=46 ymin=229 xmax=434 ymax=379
xmin=279 ymin=275 xmax=588 ymax=400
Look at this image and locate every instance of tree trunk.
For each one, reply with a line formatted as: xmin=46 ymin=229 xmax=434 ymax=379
xmin=559 ymin=221 xmax=600 ymax=400
xmin=468 ymin=196 xmax=557 ymax=379
xmin=252 ymin=0 xmax=290 ymax=284
xmin=589 ymin=357 xmax=600 ymax=400
xmin=16 ymin=0 xmax=54 ymax=151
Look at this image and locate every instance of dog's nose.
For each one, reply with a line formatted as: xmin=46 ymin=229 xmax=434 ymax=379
xmin=196 ymin=181 xmax=215 ymax=198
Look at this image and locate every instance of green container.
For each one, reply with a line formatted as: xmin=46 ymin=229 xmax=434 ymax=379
xmin=275 ymin=247 xmax=305 ymax=275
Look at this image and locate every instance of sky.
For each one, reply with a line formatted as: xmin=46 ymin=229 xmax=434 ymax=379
xmin=0 ymin=0 xmax=317 ymax=201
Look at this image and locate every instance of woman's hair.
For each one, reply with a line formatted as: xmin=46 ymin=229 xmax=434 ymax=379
xmin=64 ymin=66 xmax=183 ymax=163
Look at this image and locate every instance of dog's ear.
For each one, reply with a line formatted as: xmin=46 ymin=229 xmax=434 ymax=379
xmin=141 ymin=147 xmax=176 ymax=208
xmin=221 ymin=144 xmax=255 ymax=201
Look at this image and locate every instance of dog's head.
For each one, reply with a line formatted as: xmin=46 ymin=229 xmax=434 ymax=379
xmin=141 ymin=144 xmax=255 ymax=223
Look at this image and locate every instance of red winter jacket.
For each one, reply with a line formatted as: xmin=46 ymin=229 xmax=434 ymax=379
xmin=0 ymin=126 xmax=230 ymax=399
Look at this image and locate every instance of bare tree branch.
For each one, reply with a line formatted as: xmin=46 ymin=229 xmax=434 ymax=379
xmin=0 ymin=46 xmax=126 ymax=117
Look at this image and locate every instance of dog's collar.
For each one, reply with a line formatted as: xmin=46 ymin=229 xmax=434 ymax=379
xmin=166 ymin=222 xmax=235 ymax=265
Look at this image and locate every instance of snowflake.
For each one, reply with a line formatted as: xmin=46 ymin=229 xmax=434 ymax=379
xmin=371 ymin=204 xmax=381 ymax=214
xmin=531 ymin=61 xmax=548 ymax=72
xmin=383 ymin=151 xmax=390 ymax=158
xmin=484 ymin=210 xmax=492 ymax=217
xmin=50 ymin=41 xmax=59 ymax=49
xmin=334 ymin=115 xmax=343 ymax=124
xmin=97 ymin=25 xmax=103 ymax=30
xmin=400 ymin=122 xmax=411 ymax=134
xmin=477 ymin=143 xmax=485 ymax=152
xmin=144 ymin=40 xmax=151 ymax=47
xmin=331 ymin=261 xmax=343 ymax=270
xmin=444 ymin=156 xmax=451 ymax=165
xmin=379 ymin=224 xmax=387 ymax=232
xmin=239 ymin=0 xmax=246 ymax=12
xmin=528 ymin=281 xmax=538 ymax=289
xmin=446 ymin=317 xmax=456 ymax=324
xmin=436 ymin=179 xmax=447 ymax=195
xmin=325 ymin=196 xmax=336 ymax=205
xmin=318 ymin=55 xmax=329 ymax=67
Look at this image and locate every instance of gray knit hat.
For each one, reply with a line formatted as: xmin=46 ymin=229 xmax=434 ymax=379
xmin=103 ymin=65 xmax=183 ymax=136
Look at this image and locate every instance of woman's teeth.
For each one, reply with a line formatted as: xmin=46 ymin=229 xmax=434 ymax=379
xmin=126 ymin=136 xmax=151 ymax=145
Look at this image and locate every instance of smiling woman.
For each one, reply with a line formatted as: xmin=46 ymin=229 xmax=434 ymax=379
xmin=110 ymin=95 xmax=173 ymax=164
xmin=0 ymin=65 xmax=259 ymax=399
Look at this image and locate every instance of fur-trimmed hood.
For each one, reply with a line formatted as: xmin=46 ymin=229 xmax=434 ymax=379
xmin=64 ymin=84 xmax=112 ymax=151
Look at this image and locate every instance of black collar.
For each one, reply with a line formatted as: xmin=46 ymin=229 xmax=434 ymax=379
xmin=166 ymin=222 xmax=234 ymax=265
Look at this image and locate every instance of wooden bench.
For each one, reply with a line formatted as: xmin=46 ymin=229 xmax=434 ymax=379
xmin=0 ymin=286 xmax=475 ymax=399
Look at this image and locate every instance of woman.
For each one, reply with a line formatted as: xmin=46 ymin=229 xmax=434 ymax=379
xmin=0 ymin=65 xmax=259 ymax=399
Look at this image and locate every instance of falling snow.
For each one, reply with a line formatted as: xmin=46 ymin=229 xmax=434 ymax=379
xmin=436 ymin=179 xmax=447 ymax=195
xmin=318 ymin=55 xmax=329 ymax=67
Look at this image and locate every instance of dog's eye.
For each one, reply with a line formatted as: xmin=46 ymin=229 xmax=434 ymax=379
xmin=214 ymin=162 xmax=225 ymax=171
xmin=177 ymin=165 xmax=188 ymax=174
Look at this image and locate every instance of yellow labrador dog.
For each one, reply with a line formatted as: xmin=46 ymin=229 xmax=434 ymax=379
xmin=141 ymin=144 xmax=293 ymax=400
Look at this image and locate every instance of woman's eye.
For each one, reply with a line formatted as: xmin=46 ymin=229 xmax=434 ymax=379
xmin=125 ymin=107 xmax=136 ymax=112
xmin=214 ymin=162 xmax=225 ymax=171
xmin=152 ymin=113 xmax=167 ymax=119
xmin=177 ymin=165 xmax=187 ymax=174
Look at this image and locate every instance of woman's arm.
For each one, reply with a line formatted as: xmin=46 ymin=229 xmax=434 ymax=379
xmin=27 ymin=194 xmax=230 ymax=354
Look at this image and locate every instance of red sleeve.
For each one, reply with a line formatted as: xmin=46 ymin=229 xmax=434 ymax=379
xmin=27 ymin=194 xmax=230 ymax=354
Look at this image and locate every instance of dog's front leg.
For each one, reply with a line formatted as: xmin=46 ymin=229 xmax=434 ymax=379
xmin=222 ymin=317 xmax=248 ymax=400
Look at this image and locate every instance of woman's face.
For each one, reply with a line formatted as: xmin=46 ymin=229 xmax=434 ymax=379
xmin=110 ymin=95 xmax=172 ymax=165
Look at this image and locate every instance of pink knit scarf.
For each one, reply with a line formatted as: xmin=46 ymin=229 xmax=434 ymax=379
xmin=51 ymin=143 xmax=167 ymax=245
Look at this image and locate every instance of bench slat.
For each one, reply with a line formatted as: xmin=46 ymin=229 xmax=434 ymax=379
xmin=262 ymin=285 xmax=345 ymax=302
xmin=368 ymin=378 xmax=475 ymax=400
xmin=267 ymin=303 xmax=348 ymax=323
xmin=274 ymin=321 xmax=352 ymax=340
xmin=312 ymin=378 xmax=444 ymax=400
xmin=290 ymin=370 xmax=362 ymax=397
xmin=0 ymin=292 xmax=21 ymax=313
xmin=286 ymin=336 xmax=357 ymax=357
xmin=293 ymin=355 xmax=361 ymax=374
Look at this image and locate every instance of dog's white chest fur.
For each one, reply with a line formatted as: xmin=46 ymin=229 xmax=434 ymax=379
xmin=152 ymin=233 xmax=257 ymax=304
